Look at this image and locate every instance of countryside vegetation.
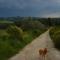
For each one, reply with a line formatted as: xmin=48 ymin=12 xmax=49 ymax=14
xmin=0 ymin=17 xmax=60 ymax=60
xmin=49 ymin=26 xmax=60 ymax=50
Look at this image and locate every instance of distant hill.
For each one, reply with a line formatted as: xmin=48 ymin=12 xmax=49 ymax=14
xmin=0 ymin=17 xmax=60 ymax=27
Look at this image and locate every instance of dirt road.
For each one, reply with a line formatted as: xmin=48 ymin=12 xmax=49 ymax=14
xmin=9 ymin=30 xmax=60 ymax=60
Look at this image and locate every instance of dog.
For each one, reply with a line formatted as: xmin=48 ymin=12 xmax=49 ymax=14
xmin=39 ymin=48 xmax=48 ymax=60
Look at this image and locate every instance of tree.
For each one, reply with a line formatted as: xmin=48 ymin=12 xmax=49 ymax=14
xmin=48 ymin=18 xmax=51 ymax=26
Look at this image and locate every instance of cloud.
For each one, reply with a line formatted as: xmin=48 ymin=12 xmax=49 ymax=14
xmin=0 ymin=0 xmax=60 ymax=17
xmin=0 ymin=0 xmax=27 ymax=9
xmin=41 ymin=12 xmax=60 ymax=18
xmin=0 ymin=0 xmax=50 ymax=9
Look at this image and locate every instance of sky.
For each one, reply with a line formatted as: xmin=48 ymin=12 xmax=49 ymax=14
xmin=0 ymin=0 xmax=60 ymax=17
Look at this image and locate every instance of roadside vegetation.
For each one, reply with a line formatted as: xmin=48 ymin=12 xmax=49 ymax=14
xmin=49 ymin=26 xmax=60 ymax=50
xmin=0 ymin=19 xmax=47 ymax=60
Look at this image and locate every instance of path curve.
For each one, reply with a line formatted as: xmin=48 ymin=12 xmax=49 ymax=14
xmin=9 ymin=30 xmax=60 ymax=60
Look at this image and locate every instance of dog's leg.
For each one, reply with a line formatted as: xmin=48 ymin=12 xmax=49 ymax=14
xmin=40 ymin=55 xmax=43 ymax=60
xmin=44 ymin=55 xmax=46 ymax=60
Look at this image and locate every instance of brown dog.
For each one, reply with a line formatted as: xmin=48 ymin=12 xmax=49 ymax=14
xmin=39 ymin=48 xmax=48 ymax=60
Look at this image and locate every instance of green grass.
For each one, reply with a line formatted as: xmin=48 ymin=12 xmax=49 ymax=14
xmin=0 ymin=30 xmax=8 ymax=36
xmin=49 ymin=26 xmax=60 ymax=50
xmin=0 ymin=21 xmax=13 ymax=24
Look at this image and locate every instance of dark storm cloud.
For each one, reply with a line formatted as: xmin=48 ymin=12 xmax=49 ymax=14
xmin=0 ymin=0 xmax=60 ymax=17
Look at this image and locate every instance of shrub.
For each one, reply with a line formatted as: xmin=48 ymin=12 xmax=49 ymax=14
xmin=7 ymin=25 xmax=24 ymax=41
xmin=49 ymin=26 xmax=60 ymax=50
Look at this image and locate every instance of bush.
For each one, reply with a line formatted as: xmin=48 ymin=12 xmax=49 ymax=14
xmin=49 ymin=26 xmax=60 ymax=50
xmin=7 ymin=25 xmax=24 ymax=41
